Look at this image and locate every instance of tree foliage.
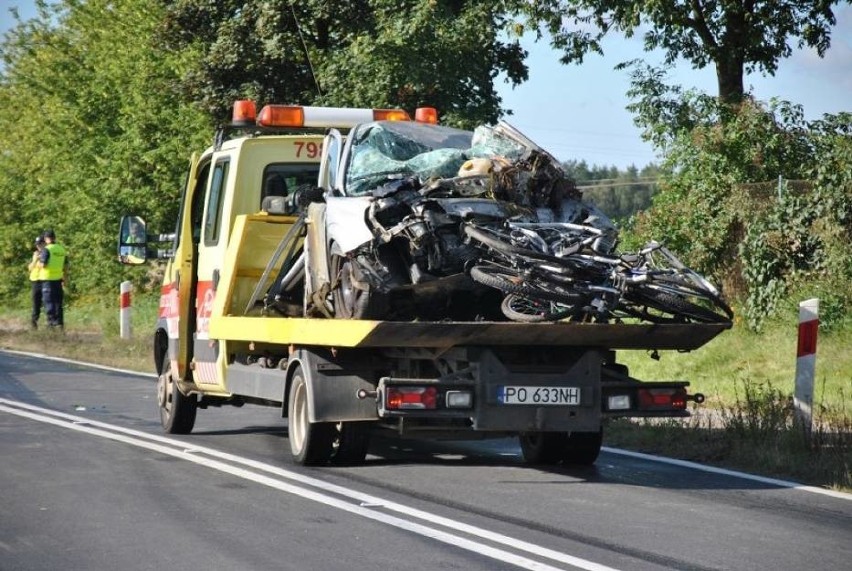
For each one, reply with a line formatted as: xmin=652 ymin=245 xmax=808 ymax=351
xmin=740 ymin=113 xmax=852 ymax=330
xmin=0 ymin=0 xmax=211 ymax=303
xmin=159 ymin=0 xmax=529 ymax=127
xmin=0 ymin=0 xmax=531 ymax=307
xmin=562 ymin=160 xmax=660 ymax=221
xmin=517 ymin=0 xmax=846 ymax=103
xmin=626 ymin=98 xmax=852 ymax=329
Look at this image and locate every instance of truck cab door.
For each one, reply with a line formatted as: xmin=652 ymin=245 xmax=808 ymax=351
xmin=192 ymin=154 xmax=232 ymax=387
xmin=162 ymin=152 xmax=210 ymax=382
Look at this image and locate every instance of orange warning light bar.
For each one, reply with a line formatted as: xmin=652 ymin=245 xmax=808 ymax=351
xmin=231 ymin=100 xmax=257 ymax=126
xmin=415 ymin=107 xmax=438 ymax=124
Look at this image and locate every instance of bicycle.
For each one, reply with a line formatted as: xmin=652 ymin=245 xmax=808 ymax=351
xmin=463 ymin=221 xmax=733 ymax=325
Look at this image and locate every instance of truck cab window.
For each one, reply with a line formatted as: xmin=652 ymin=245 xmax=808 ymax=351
xmin=261 ymin=164 xmax=322 ymax=210
xmin=204 ymin=159 xmax=230 ymax=246
xmin=262 ymin=173 xmax=288 ymax=201
xmin=190 ymin=162 xmax=211 ymax=245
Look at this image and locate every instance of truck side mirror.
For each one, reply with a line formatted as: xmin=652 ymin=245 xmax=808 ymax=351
xmin=297 ymin=186 xmax=326 ymax=207
xmin=118 ymin=214 xmax=148 ymax=265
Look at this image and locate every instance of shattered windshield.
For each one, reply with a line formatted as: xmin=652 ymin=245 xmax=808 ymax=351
xmin=345 ymin=121 xmax=530 ymax=196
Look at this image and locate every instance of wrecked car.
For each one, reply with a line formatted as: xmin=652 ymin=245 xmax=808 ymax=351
xmin=296 ymin=117 xmax=618 ymax=321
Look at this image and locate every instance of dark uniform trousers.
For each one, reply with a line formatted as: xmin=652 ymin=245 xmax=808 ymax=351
xmin=31 ymin=280 xmax=42 ymax=327
xmin=42 ymin=280 xmax=64 ymax=328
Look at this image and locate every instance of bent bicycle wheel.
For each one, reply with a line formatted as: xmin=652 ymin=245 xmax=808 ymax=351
xmin=623 ymin=287 xmax=730 ymax=324
xmin=464 ymin=224 xmax=572 ymax=265
xmin=500 ymin=294 xmax=576 ymax=322
xmin=469 ymin=266 xmax=581 ymax=305
xmin=645 ymin=276 xmax=734 ymax=321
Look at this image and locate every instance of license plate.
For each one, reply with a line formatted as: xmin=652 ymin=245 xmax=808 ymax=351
xmin=498 ymin=386 xmax=580 ymax=405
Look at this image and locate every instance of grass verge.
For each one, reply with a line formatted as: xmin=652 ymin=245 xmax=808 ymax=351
xmin=605 ymin=384 xmax=851 ymax=491
xmin=2 ymin=292 xmax=849 ymax=491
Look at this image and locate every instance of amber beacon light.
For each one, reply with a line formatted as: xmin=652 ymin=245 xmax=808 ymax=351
xmin=415 ymin=107 xmax=438 ymax=124
xmin=231 ymin=100 xmax=257 ymax=125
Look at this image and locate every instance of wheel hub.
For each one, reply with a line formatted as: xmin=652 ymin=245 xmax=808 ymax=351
xmin=157 ymin=372 xmax=169 ymax=409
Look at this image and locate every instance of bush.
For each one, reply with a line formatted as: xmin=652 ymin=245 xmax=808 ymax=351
xmin=626 ymin=99 xmax=852 ymax=330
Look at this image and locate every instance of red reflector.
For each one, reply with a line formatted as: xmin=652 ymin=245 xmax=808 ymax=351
xmin=797 ymin=319 xmax=819 ymax=357
xmin=386 ymin=386 xmax=437 ymax=410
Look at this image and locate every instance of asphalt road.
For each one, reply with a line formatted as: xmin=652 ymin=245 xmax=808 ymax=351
xmin=1 ymin=350 xmax=850 ymax=571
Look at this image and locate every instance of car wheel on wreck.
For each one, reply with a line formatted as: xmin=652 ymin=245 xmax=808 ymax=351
xmin=328 ymin=242 xmax=387 ymax=319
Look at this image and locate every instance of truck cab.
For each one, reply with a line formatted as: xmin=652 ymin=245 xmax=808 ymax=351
xmin=119 ymin=102 xmax=413 ymax=431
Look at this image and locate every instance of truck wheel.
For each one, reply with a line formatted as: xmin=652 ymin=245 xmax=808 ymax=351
xmin=156 ymin=357 xmax=196 ymax=434
xmin=519 ymin=432 xmax=568 ymax=465
xmin=562 ymin=430 xmax=603 ymax=465
xmin=332 ymin=422 xmax=372 ymax=465
xmin=287 ymin=367 xmax=335 ymax=465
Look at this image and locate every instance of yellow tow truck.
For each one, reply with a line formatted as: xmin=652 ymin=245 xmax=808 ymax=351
xmin=119 ymin=101 xmax=728 ymax=466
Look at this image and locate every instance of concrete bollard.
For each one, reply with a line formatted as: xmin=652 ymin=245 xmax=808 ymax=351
xmin=793 ymin=298 xmax=819 ymax=434
xmin=120 ymin=280 xmax=132 ymax=340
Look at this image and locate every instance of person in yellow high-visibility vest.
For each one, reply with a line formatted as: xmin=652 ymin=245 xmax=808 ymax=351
xmin=39 ymin=229 xmax=69 ymax=329
xmin=27 ymin=235 xmax=47 ymax=329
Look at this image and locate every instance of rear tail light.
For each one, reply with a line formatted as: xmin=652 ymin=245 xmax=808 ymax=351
xmin=638 ymin=388 xmax=687 ymax=410
xmin=386 ymin=386 xmax=437 ymax=410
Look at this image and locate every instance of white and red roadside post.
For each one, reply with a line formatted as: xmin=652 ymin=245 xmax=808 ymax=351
xmin=120 ymin=280 xmax=133 ymax=340
xmin=793 ymin=298 xmax=819 ymax=435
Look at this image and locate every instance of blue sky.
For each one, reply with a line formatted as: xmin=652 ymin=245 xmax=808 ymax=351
xmin=3 ymin=1 xmax=850 ymax=169
xmin=498 ymin=6 xmax=852 ymax=168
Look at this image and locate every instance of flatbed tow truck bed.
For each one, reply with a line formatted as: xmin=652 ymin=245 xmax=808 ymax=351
xmin=210 ymin=316 xmax=729 ymax=351
xmin=208 ymin=213 xmax=730 ymax=352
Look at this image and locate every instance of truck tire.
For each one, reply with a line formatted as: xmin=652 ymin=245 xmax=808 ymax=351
xmin=518 ymin=432 xmax=568 ymax=465
xmin=156 ymin=353 xmax=196 ymax=434
xmin=332 ymin=421 xmax=372 ymax=465
xmin=287 ymin=367 xmax=335 ymax=465
xmin=562 ymin=430 xmax=603 ymax=465
xmin=519 ymin=430 xmax=603 ymax=466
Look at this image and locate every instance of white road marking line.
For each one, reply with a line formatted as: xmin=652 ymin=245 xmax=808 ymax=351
xmin=0 ymin=399 xmax=621 ymax=571
xmin=1 ymin=348 xmax=156 ymax=378
xmin=602 ymin=447 xmax=852 ymax=501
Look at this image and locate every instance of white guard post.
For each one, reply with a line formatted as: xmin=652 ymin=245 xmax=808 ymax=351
xmin=793 ymin=298 xmax=819 ymax=433
xmin=120 ymin=281 xmax=133 ymax=340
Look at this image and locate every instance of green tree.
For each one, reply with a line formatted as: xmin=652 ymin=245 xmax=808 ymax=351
xmin=626 ymin=99 xmax=851 ymax=329
xmin=0 ymin=0 xmax=210 ymax=302
xmin=630 ymin=98 xmax=814 ymax=268
xmin=0 ymin=0 xmax=534 ymax=306
xmin=160 ymin=0 xmax=529 ymax=127
xmin=517 ymin=0 xmax=846 ymax=104
xmin=563 ymin=161 xmax=659 ymax=221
